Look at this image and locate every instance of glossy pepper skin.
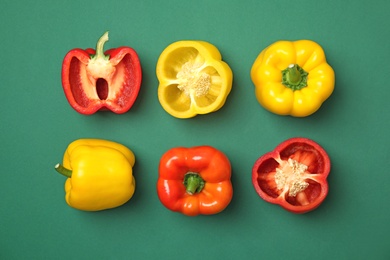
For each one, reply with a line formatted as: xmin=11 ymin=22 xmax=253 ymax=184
xmin=55 ymin=139 xmax=136 ymax=211
xmin=251 ymin=40 xmax=335 ymax=117
xmin=156 ymin=41 xmax=233 ymax=119
xmin=252 ymin=137 xmax=330 ymax=214
xmin=157 ymin=146 xmax=233 ymax=216
xmin=62 ymin=32 xmax=142 ymax=115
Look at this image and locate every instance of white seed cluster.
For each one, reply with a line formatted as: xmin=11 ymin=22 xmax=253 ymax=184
xmin=275 ymin=158 xmax=309 ymax=197
xmin=177 ymin=62 xmax=211 ymax=97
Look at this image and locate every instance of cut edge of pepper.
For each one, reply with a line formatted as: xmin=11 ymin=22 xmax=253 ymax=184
xmin=252 ymin=137 xmax=330 ymax=214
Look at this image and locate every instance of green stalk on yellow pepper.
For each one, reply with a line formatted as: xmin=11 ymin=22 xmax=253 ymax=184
xmin=54 ymin=139 xmax=136 ymax=211
xmin=251 ymin=40 xmax=335 ymax=117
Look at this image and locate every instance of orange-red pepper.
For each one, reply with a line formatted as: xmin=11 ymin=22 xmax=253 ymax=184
xmin=157 ymin=146 xmax=233 ymax=216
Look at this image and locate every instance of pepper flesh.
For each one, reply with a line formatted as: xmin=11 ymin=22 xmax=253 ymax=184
xmin=61 ymin=31 xmax=142 ymax=115
xmin=156 ymin=41 xmax=233 ymax=119
xmin=252 ymin=137 xmax=330 ymax=214
xmin=251 ymin=40 xmax=335 ymax=117
xmin=157 ymin=146 xmax=233 ymax=216
xmin=56 ymin=139 xmax=136 ymax=211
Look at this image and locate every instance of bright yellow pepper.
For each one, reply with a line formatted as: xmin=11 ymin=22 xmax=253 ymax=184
xmin=55 ymin=139 xmax=135 ymax=211
xmin=251 ymin=40 xmax=335 ymax=117
xmin=156 ymin=41 xmax=233 ymax=119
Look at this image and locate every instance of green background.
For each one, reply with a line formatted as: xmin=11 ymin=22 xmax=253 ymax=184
xmin=1 ymin=0 xmax=389 ymax=259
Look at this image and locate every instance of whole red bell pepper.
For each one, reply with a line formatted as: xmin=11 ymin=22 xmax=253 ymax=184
xmin=61 ymin=31 xmax=142 ymax=115
xmin=157 ymin=146 xmax=233 ymax=216
xmin=252 ymin=137 xmax=330 ymax=214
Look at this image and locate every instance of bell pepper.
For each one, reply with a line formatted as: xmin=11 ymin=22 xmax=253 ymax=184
xmin=54 ymin=139 xmax=136 ymax=211
xmin=250 ymin=40 xmax=335 ymax=117
xmin=61 ymin=31 xmax=142 ymax=115
xmin=156 ymin=40 xmax=233 ymax=119
xmin=252 ymin=137 xmax=330 ymax=214
xmin=157 ymin=146 xmax=233 ymax=216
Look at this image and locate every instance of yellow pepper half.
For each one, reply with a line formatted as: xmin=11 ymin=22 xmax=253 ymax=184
xmin=251 ymin=40 xmax=335 ymax=117
xmin=55 ymin=139 xmax=135 ymax=211
xmin=156 ymin=41 xmax=233 ymax=119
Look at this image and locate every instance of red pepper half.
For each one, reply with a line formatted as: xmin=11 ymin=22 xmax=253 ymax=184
xmin=157 ymin=146 xmax=233 ymax=216
xmin=61 ymin=32 xmax=142 ymax=115
xmin=252 ymin=137 xmax=330 ymax=214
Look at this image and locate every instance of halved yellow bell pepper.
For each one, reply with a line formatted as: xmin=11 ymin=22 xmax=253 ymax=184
xmin=54 ymin=139 xmax=135 ymax=211
xmin=251 ymin=40 xmax=335 ymax=117
xmin=156 ymin=41 xmax=233 ymax=119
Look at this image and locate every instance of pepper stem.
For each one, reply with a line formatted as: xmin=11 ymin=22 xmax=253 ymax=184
xmin=183 ymin=172 xmax=205 ymax=195
xmin=282 ymin=64 xmax=308 ymax=91
xmin=54 ymin=163 xmax=72 ymax=178
xmin=286 ymin=64 xmax=301 ymax=84
xmin=92 ymin=31 xmax=110 ymax=60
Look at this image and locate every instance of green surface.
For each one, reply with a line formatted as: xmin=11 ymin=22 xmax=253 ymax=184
xmin=1 ymin=0 xmax=389 ymax=259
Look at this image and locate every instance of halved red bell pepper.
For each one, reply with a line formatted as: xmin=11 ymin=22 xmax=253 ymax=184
xmin=157 ymin=146 xmax=233 ymax=216
xmin=61 ymin=31 xmax=142 ymax=115
xmin=252 ymin=137 xmax=330 ymax=214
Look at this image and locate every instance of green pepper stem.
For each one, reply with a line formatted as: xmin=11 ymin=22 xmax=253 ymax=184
xmin=282 ymin=64 xmax=308 ymax=91
xmin=54 ymin=163 xmax=72 ymax=178
xmin=286 ymin=64 xmax=301 ymax=84
xmin=183 ymin=172 xmax=205 ymax=195
xmin=93 ymin=31 xmax=110 ymax=60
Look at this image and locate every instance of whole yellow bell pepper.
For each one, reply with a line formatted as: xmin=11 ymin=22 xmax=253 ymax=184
xmin=251 ymin=40 xmax=335 ymax=117
xmin=156 ymin=40 xmax=233 ymax=119
xmin=54 ymin=139 xmax=135 ymax=211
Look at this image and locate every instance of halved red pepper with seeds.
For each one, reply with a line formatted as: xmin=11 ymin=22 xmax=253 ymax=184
xmin=61 ymin=31 xmax=142 ymax=115
xmin=252 ymin=137 xmax=330 ymax=214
